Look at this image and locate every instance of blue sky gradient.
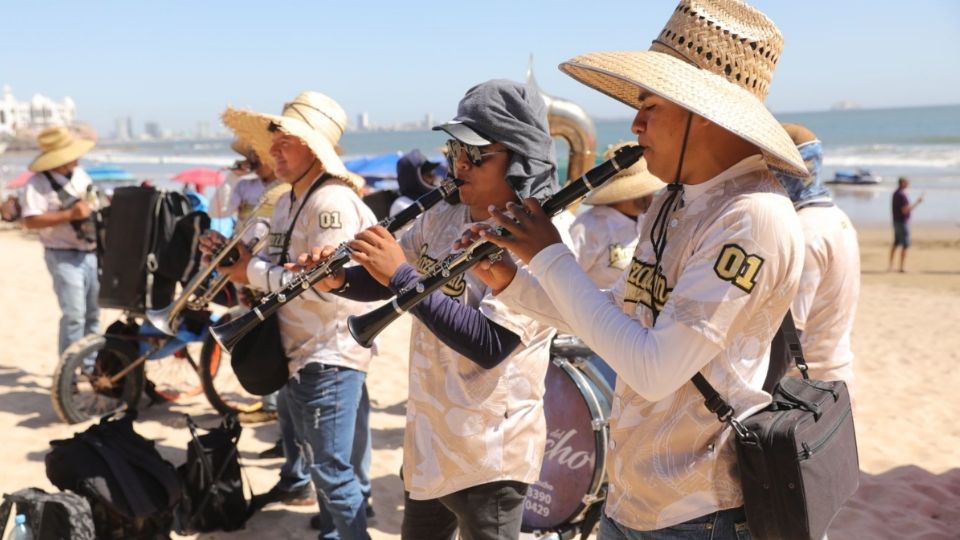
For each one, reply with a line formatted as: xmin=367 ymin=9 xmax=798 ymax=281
xmin=2 ymin=0 xmax=958 ymax=134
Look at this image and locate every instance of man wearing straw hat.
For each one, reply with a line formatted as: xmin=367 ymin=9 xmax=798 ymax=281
xmin=776 ymin=123 xmax=860 ymax=400
xmin=213 ymin=91 xmax=375 ymax=539
xmin=21 ymin=126 xmax=100 ymax=356
xmin=570 ymin=143 xmax=665 ymax=288
xmin=465 ymin=0 xmax=807 ymax=537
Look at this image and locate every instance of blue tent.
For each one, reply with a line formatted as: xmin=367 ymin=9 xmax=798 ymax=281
xmin=86 ymin=164 xmax=136 ymax=183
xmin=344 ymin=151 xmax=447 ymax=181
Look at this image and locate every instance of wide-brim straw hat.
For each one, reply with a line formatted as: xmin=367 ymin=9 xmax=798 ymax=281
xmin=584 ymin=143 xmax=666 ymax=205
xmin=559 ymin=0 xmax=806 ymax=178
xmin=29 ymin=126 xmax=96 ymax=172
xmin=222 ymin=91 xmax=351 ymax=181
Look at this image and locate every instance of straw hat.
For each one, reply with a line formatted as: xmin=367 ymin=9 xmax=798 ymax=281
xmin=584 ymin=143 xmax=665 ymax=205
xmin=559 ymin=0 xmax=806 ymax=177
xmin=222 ymin=91 xmax=350 ymax=179
xmin=29 ymin=126 xmax=96 ymax=172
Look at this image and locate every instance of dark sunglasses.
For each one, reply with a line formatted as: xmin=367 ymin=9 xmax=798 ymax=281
xmin=446 ymin=139 xmax=506 ymax=167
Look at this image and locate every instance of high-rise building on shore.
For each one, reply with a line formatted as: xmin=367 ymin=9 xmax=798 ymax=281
xmin=0 ymin=85 xmax=77 ymax=136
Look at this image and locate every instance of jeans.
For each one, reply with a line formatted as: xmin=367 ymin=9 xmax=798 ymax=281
xmin=278 ymin=381 xmax=373 ymax=501
xmin=280 ymin=363 xmax=370 ymax=540
xmin=598 ymin=507 xmax=751 ymax=540
xmin=44 ymin=249 xmax=99 ymax=356
xmin=401 ymin=481 xmax=528 ymax=540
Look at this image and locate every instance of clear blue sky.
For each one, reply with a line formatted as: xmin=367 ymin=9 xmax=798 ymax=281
xmin=2 ymin=0 xmax=958 ymax=135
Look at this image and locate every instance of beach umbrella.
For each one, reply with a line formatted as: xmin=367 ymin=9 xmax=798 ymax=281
xmin=5 ymin=170 xmax=34 ymax=189
xmin=86 ymin=164 xmax=136 ymax=183
xmin=344 ymin=151 xmax=404 ymax=179
xmin=172 ymin=167 xmax=224 ymax=187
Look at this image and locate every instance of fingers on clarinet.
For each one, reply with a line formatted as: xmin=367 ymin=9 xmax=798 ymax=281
xmin=523 ymin=197 xmax=544 ymax=215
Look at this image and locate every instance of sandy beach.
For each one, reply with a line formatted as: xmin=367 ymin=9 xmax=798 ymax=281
xmin=1 ymin=222 xmax=958 ymax=539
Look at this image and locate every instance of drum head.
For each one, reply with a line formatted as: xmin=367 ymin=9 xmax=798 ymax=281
xmin=522 ymin=358 xmax=607 ymax=531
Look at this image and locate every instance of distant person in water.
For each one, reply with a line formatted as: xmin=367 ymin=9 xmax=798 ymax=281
xmin=889 ymin=176 xmax=923 ymax=272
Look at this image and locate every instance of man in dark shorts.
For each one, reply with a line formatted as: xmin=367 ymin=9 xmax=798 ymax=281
xmin=889 ymin=176 xmax=923 ymax=272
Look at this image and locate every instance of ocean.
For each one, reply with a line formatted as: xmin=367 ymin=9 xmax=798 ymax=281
xmin=2 ymin=104 xmax=958 ymax=225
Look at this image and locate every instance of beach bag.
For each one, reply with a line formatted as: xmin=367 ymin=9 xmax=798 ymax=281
xmin=98 ymin=187 xmax=196 ymax=314
xmin=176 ymin=415 xmax=252 ymax=533
xmin=45 ymin=412 xmax=181 ymax=540
xmin=693 ymin=312 xmax=860 ymax=540
xmin=0 ymin=488 xmax=95 ymax=540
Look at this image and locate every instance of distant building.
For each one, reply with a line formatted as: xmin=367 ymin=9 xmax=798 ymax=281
xmin=144 ymin=121 xmax=162 ymax=139
xmin=358 ymin=112 xmax=370 ymax=131
xmin=197 ymin=121 xmax=210 ymax=139
xmin=0 ymin=85 xmax=77 ymax=136
xmin=115 ymin=116 xmax=132 ymax=141
xmin=424 ymin=112 xmax=434 ymax=129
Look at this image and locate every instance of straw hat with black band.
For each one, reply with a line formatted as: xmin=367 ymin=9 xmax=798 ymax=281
xmin=221 ymin=91 xmax=363 ymax=193
xmin=29 ymin=127 xmax=96 ymax=172
xmin=559 ymin=0 xmax=806 ymax=178
xmin=584 ymin=142 xmax=666 ymax=206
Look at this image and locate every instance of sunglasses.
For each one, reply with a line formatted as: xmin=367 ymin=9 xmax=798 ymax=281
xmin=446 ymin=139 xmax=506 ymax=167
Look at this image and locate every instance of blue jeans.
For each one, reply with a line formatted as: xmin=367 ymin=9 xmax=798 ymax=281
xmin=44 ymin=249 xmax=99 ymax=355
xmin=598 ymin=507 xmax=751 ymax=540
xmin=278 ymin=381 xmax=372 ymax=501
xmin=279 ymin=363 xmax=370 ymax=540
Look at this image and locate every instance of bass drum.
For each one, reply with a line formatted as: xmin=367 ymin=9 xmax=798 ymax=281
xmin=522 ymin=335 xmax=613 ymax=534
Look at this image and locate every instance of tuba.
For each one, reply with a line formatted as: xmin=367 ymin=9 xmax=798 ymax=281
xmin=146 ymin=180 xmax=290 ymax=335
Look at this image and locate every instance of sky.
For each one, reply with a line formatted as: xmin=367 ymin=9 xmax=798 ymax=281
xmin=2 ymin=0 xmax=959 ymax=136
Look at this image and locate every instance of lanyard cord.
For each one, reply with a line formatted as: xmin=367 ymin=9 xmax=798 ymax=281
xmin=648 ymin=112 xmax=693 ymax=323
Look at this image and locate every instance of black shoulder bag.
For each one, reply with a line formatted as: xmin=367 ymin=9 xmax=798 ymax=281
xmin=43 ymin=172 xmax=97 ymax=244
xmin=692 ymin=312 xmax=860 ymax=540
xmin=231 ymin=176 xmax=327 ymax=395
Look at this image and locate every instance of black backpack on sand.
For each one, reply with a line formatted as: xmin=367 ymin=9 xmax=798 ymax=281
xmin=175 ymin=414 xmax=253 ymax=533
xmin=45 ymin=412 xmax=181 ymax=540
xmin=0 ymin=488 xmax=95 ymax=540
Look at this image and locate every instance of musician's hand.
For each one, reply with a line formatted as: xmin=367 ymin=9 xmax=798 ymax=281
xmin=454 ymin=224 xmax=518 ymax=294
xmin=217 ymin=241 xmax=251 ymax=285
xmin=349 ymin=225 xmax=406 ymax=286
xmin=69 ymin=200 xmax=91 ymax=220
xmin=287 ymin=245 xmax=345 ymax=292
xmin=483 ymin=198 xmax=563 ymax=264
xmin=198 ymin=230 xmax=227 ymax=257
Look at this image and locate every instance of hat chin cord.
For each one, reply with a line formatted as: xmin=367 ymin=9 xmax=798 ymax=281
xmin=289 ymin=158 xmax=320 ymax=188
xmin=648 ymin=111 xmax=693 ymax=323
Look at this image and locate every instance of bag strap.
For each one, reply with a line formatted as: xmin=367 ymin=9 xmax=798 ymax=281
xmin=691 ymin=311 xmax=808 ymax=437
xmin=279 ymin=174 xmax=329 ymax=265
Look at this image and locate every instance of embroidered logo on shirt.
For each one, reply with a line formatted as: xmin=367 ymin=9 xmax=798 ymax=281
xmin=624 ymin=258 xmax=672 ymax=312
xmin=319 ymin=211 xmax=342 ymax=229
xmin=415 ymin=244 xmax=466 ymax=298
xmin=268 ymin=232 xmax=285 ymax=249
xmin=713 ymin=243 xmax=764 ymax=293
xmin=607 ymin=243 xmax=633 ymax=269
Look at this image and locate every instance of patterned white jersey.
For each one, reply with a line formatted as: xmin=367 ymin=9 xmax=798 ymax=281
xmin=792 ymin=204 xmax=860 ymax=394
xmin=20 ymin=168 xmax=96 ymax=251
xmin=398 ymin=201 xmax=558 ymax=500
xmin=246 ymin=177 xmax=377 ymax=375
xmin=499 ymin=156 xmax=804 ymax=530
xmin=569 ymin=205 xmax=642 ymax=288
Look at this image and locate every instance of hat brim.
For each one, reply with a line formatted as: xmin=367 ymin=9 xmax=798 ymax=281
xmin=560 ymin=51 xmax=807 ymax=178
xmin=222 ymin=107 xmax=349 ymax=179
xmin=432 ymin=121 xmax=492 ymax=146
xmin=29 ymin=138 xmax=96 ymax=172
xmin=584 ymin=168 xmax=666 ymax=205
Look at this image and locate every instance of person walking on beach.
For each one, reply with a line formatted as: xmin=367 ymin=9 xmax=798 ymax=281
xmin=20 ymin=127 xmax=99 ymax=356
xmin=889 ymin=176 xmax=923 ymax=272
xmin=213 ymin=91 xmax=376 ymax=540
xmin=460 ymin=1 xmax=807 ymax=537
xmin=777 ymin=123 xmax=860 ymax=399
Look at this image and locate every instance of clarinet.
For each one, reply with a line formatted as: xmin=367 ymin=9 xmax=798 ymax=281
xmin=347 ymin=144 xmax=644 ymax=348
xmin=209 ymin=176 xmax=463 ymax=353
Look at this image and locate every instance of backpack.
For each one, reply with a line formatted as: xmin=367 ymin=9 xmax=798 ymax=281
xmin=0 ymin=488 xmax=95 ymax=540
xmin=98 ymin=187 xmax=206 ymax=314
xmin=45 ymin=412 xmax=181 ymax=540
xmin=175 ymin=415 xmax=253 ymax=533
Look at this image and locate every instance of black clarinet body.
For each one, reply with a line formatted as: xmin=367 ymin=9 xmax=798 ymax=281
xmin=347 ymin=144 xmax=644 ymax=348
xmin=209 ymin=176 xmax=463 ymax=352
